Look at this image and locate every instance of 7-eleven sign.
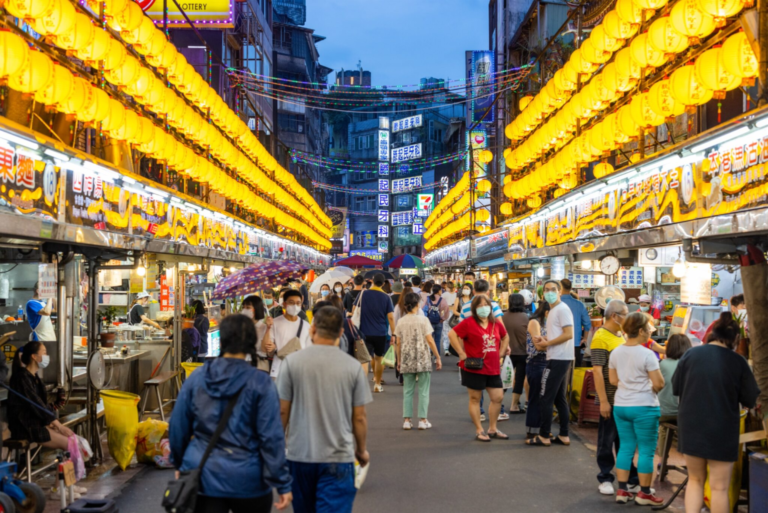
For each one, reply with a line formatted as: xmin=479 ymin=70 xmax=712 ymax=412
xmin=416 ymin=194 xmax=433 ymax=217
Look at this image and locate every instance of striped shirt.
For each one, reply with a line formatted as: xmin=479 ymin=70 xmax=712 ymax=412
xmin=460 ymin=299 xmax=504 ymax=320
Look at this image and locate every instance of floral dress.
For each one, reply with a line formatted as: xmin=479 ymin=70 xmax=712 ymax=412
xmin=395 ymin=313 xmax=435 ymax=374
xmin=526 ymin=324 xmax=548 ymax=362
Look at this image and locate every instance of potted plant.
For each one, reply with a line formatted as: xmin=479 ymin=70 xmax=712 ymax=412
xmin=183 ymin=305 xmax=197 ymax=330
xmin=589 ymin=304 xmax=604 ymax=328
xmin=98 ymin=306 xmax=119 ymax=347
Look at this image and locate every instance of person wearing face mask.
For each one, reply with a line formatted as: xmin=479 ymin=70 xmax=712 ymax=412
xmin=128 ymin=291 xmax=162 ymax=329
xmin=9 ymin=342 xmax=74 ymax=451
xmin=452 ymin=284 xmax=473 ymax=318
xmin=332 ymin=281 xmax=345 ymax=300
xmin=319 ymin=284 xmax=332 ymax=301
xmin=270 ymin=289 xmax=308 ymax=322
xmin=637 ymin=294 xmax=661 ymax=325
xmin=702 ymin=294 xmax=746 ymax=345
xmin=26 ymin=282 xmax=56 ymax=342
xmin=527 ymin=280 xmax=574 ymax=447
xmin=257 ymin=290 xmax=312 ymax=380
xmin=262 ymin=290 xmax=276 ymax=317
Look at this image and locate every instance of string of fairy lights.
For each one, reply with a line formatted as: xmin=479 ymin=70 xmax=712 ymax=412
xmin=312 ymin=181 xmax=439 ymax=194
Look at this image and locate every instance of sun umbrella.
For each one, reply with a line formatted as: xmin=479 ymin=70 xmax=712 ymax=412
xmin=327 ymin=266 xmax=356 ymax=278
xmin=385 ymin=254 xmax=425 ymax=269
xmin=332 ymin=255 xmax=382 ymax=268
xmin=363 ymin=270 xmax=395 ymax=280
xmin=309 ymin=269 xmax=355 ymax=293
xmin=211 ymin=261 xmax=308 ymax=300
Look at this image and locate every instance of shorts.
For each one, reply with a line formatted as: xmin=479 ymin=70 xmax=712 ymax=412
xmin=461 ymin=369 xmax=503 ymax=390
xmin=365 ymin=335 xmax=387 ymax=357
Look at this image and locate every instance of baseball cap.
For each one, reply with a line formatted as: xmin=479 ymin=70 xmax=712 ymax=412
xmin=638 ymin=294 xmax=652 ymax=303
xmin=136 ymin=291 xmax=150 ymax=299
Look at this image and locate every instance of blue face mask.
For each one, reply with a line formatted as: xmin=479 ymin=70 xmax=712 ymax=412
xmin=320 ymin=290 xmax=329 ymax=297
xmin=264 ymin=299 xmax=273 ymax=306
xmin=544 ymin=291 xmax=559 ymax=304
xmin=476 ymin=306 xmax=491 ymax=319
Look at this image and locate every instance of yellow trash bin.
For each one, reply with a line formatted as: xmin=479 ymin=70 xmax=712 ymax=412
xmin=181 ymin=362 xmax=203 ymax=379
xmin=100 ymin=390 xmax=140 ymax=470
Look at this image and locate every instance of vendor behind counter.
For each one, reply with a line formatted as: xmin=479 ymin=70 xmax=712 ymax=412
xmin=26 ymin=282 xmax=55 ymax=342
xmin=128 ymin=291 xmax=162 ymax=330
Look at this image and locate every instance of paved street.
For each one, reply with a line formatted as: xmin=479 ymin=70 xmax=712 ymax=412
xmin=110 ymin=361 xmax=679 ymax=512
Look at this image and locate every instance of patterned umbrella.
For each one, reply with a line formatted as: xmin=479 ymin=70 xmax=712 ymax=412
xmin=332 ymin=255 xmax=382 ymax=268
xmin=385 ymin=254 xmax=425 ymax=269
xmin=211 ymin=261 xmax=308 ymax=300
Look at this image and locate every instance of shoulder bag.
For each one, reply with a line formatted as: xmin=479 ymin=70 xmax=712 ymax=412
xmin=277 ymin=320 xmax=305 ymax=359
xmin=161 ymin=390 xmax=242 ymax=513
xmin=463 ymin=320 xmax=496 ymax=370
xmin=351 ymin=291 xmax=364 ymax=328
xmin=347 ymin=319 xmax=371 ymax=363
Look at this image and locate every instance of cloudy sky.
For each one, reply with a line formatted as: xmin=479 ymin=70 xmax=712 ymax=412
xmin=308 ymin=0 xmax=490 ymax=88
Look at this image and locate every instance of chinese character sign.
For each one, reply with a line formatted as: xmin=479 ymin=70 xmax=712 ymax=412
xmin=378 ymin=130 xmax=390 ymax=162
xmin=391 ymin=143 xmax=423 ymax=163
xmin=391 ymin=175 xmax=423 ymax=193
xmin=378 ymin=225 xmax=389 ymax=238
xmin=392 ymin=211 xmax=414 ymax=226
xmin=378 ymin=209 xmax=389 ymax=222
xmin=413 ymin=223 xmax=424 ymax=235
xmin=379 ymin=163 xmax=389 ymax=175
xmin=392 ymin=114 xmax=424 ymax=133
xmin=37 ymin=263 xmax=57 ymax=299
xmin=378 ymin=194 xmax=389 ymax=207
xmin=378 ymin=179 xmax=389 ymax=192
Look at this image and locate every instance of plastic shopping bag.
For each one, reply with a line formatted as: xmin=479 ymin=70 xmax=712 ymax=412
xmin=76 ymin=435 xmax=93 ymax=461
xmin=355 ymin=460 xmax=370 ymax=489
xmin=67 ymin=435 xmax=86 ymax=481
xmin=501 ymin=356 xmax=514 ymax=390
xmin=136 ymin=418 xmax=169 ymax=464
xmin=382 ymin=345 xmax=396 ymax=368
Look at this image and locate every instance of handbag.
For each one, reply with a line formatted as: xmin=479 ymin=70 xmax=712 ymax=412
xmin=348 ymin=319 xmax=371 ymax=363
xmin=161 ymin=391 xmax=242 ymax=513
xmin=351 ymin=291 xmax=364 ymax=328
xmin=277 ymin=320 xmax=305 ymax=359
xmin=463 ymin=320 xmax=494 ymax=370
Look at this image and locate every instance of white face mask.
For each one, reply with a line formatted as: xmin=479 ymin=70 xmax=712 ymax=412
xmin=462 ymin=288 xmax=471 ymax=296
xmin=242 ymin=308 xmax=254 ymax=319
xmin=38 ymin=354 xmax=50 ymax=369
xmin=334 ymin=287 xmax=342 ymax=293
xmin=286 ymin=305 xmax=302 ymax=317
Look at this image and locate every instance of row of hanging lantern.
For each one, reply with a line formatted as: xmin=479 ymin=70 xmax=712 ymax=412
xmin=2 ymin=0 xmax=332 ymax=247
xmin=423 ymin=209 xmax=493 ymax=251
xmin=424 ymin=172 xmax=470 ymax=231
xmin=502 ymin=0 xmax=756 ymax=205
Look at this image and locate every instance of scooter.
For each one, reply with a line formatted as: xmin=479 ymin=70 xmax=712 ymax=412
xmin=0 ymin=462 xmax=46 ymax=513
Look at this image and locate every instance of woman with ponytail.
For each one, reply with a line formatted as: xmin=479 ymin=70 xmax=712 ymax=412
xmin=8 ymin=342 xmax=73 ymax=450
xmin=673 ymin=312 xmax=760 ymax=513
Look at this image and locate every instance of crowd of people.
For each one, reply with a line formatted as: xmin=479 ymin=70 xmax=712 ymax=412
xmin=159 ymin=270 xmax=760 ymax=513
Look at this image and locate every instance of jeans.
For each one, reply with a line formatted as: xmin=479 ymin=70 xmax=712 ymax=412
xmin=431 ymin=323 xmax=443 ymax=353
xmin=511 ymin=354 xmax=527 ymax=396
xmin=403 ymin=372 xmax=431 ymax=418
xmin=575 ymin=343 xmax=584 ymax=368
xmin=597 ymin=410 xmax=639 ymax=484
xmin=539 ymin=359 xmax=571 ymax=439
xmin=289 ymin=461 xmax=357 ymax=513
xmin=441 ymin=320 xmax=451 ymax=352
xmin=194 ymin=493 xmax=272 ymax=513
xmin=525 ymin=354 xmax=547 ymax=434
xmin=613 ymin=406 xmax=661 ymax=474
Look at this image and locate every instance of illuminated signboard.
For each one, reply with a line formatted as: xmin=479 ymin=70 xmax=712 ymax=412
xmin=392 ymin=175 xmax=422 ymax=193
xmin=392 ymin=115 xmax=423 ymax=133
xmin=416 ymin=194 xmax=433 ymax=216
xmin=466 ymin=50 xmax=495 ymax=124
xmin=378 ymin=130 xmax=390 ymax=162
xmin=140 ymin=0 xmax=235 ymax=28
xmin=391 ymin=143 xmax=422 ymax=163
xmin=392 ymin=211 xmax=414 ymax=226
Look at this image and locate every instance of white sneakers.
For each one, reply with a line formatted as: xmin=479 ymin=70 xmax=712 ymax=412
xmin=403 ymin=420 xmax=413 ymax=430
xmin=598 ymin=482 xmax=614 ymax=495
xmin=418 ymin=420 xmax=432 ymax=430
xmin=498 ymin=413 xmax=510 ymax=421
xmin=374 ymin=384 xmax=383 ymax=393
xmin=480 ymin=413 xmax=486 ymax=421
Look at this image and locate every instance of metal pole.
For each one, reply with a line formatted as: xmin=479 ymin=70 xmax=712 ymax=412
xmin=86 ymin=259 xmax=99 ymax=463
xmin=760 ymin=0 xmax=768 ymax=106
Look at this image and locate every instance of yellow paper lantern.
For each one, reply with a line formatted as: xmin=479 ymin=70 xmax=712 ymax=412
xmin=590 ymin=122 xmax=613 ymax=152
xmin=500 ymin=202 xmax=513 ymax=215
xmin=109 ymin=0 xmax=143 ymax=32
xmin=633 ymin=0 xmax=669 ymax=10
xmin=135 ymin=117 xmax=156 ymax=146
xmin=102 ymin=99 xmax=126 ymax=133
xmin=478 ymin=150 xmax=493 ymax=164
xmin=603 ymin=10 xmax=637 ymax=41
xmin=670 ymin=0 xmax=716 ymax=43
xmin=631 ymin=92 xmax=666 ymax=127
xmin=4 ymin=0 xmax=55 ymax=19
xmin=54 ymin=13 xmax=95 ymax=52
xmin=476 ymin=209 xmax=491 ymax=222
xmin=147 ymin=43 xmax=177 ymax=70
xmin=721 ymin=32 xmax=759 ymax=80
xmin=615 ymin=47 xmax=641 ymax=84
xmin=123 ymin=16 xmax=155 ymax=45
xmin=581 ymin=38 xmax=611 ymax=64
xmin=476 ymin=179 xmax=492 ymax=193
xmin=76 ymin=27 xmax=111 ymax=62
xmin=590 ymin=24 xmax=622 ymax=53
xmin=617 ymin=104 xmax=640 ymax=138
xmin=617 ymin=0 xmax=645 ymax=24
xmin=34 ymin=62 xmax=73 ymax=105
xmin=571 ymin=91 xmax=595 ymax=120
xmin=0 ymin=31 xmax=30 ymax=78
xmin=696 ymin=0 xmax=744 ymax=26
xmin=648 ymin=79 xmax=685 ymax=119
xmin=669 ymin=64 xmax=715 ymax=107
xmin=571 ymin=48 xmax=600 ymax=75
xmin=562 ymin=60 xmax=580 ymax=84
xmin=8 ymin=49 xmax=53 ymax=94
xmin=695 ymin=48 xmax=741 ymax=96
xmin=101 ymin=37 xmax=127 ymax=71
xmin=60 ymin=76 xmax=88 ymax=114
xmin=648 ymin=16 xmax=690 ymax=56
xmin=141 ymin=29 xmax=168 ymax=59
xmin=602 ymin=63 xmax=628 ymax=94
xmin=594 ymin=162 xmax=615 ymax=178
xmin=105 ymin=54 xmax=140 ymax=86
xmin=32 ymin=0 xmax=75 ymax=36
xmin=111 ymin=108 xmax=140 ymax=143
xmin=519 ymin=95 xmax=534 ymax=111
xmin=125 ymin=67 xmax=154 ymax=98
xmin=602 ymin=112 xmax=629 ymax=145
xmin=553 ymin=69 xmax=576 ymax=92
xmin=631 ymin=33 xmax=668 ymax=69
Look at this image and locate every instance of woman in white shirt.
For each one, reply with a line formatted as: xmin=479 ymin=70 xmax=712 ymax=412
xmin=440 ymin=283 xmax=457 ymax=355
xmin=608 ymin=313 xmax=665 ymax=507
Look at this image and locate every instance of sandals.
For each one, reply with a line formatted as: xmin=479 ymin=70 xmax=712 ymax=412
xmin=551 ymin=436 xmax=571 ymax=446
xmin=509 ymin=408 xmax=526 ymax=414
xmin=475 ymin=432 xmax=491 ymax=443
xmin=488 ymin=431 xmax=509 ymax=440
xmin=525 ymin=436 xmax=551 ymax=447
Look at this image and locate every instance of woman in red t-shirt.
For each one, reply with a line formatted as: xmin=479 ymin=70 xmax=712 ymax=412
xmin=449 ymin=295 xmax=510 ymax=442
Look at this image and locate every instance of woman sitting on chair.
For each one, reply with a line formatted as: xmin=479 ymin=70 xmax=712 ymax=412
xmin=8 ymin=342 xmax=73 ymax=451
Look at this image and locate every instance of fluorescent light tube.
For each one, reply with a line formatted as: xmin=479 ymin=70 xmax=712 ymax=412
xmin=144 ymin=186 xmax=169 ymax=198
xmin=0 ymin=130 xmax=39 ymax=150
xmin=689 ymin=127 xmax=749 ymax=153
xmin=44 ymin=149 xmax=70 ymax=162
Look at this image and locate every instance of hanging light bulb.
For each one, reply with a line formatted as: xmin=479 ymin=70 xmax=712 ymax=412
xmin=536 ymin=267 xmax=545 ymax=278
xmin=137 ymin=265 xmax=146 ymax=277
xmin=581 ymin=260 xmax=593 ymax=270
xmin=229 ymin=266 xmax=236 ymax=272
xmin=672 ymin=257 xmax=687 ymax=278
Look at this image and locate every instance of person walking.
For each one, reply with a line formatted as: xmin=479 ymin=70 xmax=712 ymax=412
xmin=191 ymin=300 xmax=210 ymax=358
xmin=449 ymin=295 xmax=510 ymax=442
xmin=527 ymin=280 xmax=574 ymax=447
xmin=608 ymin=313 xmax=666 ymax=506
xmin=344 ymin=275 xmax=365 ymax=315
xmin=673 ymin=313 xmax=759 ymax=513
xmin=257 ymin=290 xmax=312 ymax=381
xmin=332 ymin=281 xmax=345 ymax=300
xmin=590 ymin=300 xmax=639 ymax=495
xmin=423 ymin=284 xmax=450 ymax=354
xmin=452 ymin=283 xmax=473 ymax=318
xmin=558 ymin=279 xmax=591 ymax=367
xmin=502 ymin=293 xmax=529 ymax=414
xmin=390 ymin=281 xmax=404 ymax=308
xmin=524 ymin=301 xmax=549 ymax=440
xmin=396 ymin=292 xmax=442 ymax=430
xmin=441 ymin=282 xmax=457 ymax=356
xmin=169 ymin=315 xmax=293 ymax=513
xmin=658 ymin=334 xmax=692 ymax=422
xmin=277 ymin=306 xmax=371 ymax=513
xmin=352 ymin=273 xmax=395 ymax=393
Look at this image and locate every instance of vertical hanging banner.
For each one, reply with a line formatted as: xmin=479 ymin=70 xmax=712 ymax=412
xmin=379 ymin=163 xmax=389 ymax=175
xmin=379 ymin=130 xmax=390 ymax=161
xmin=466 ymin=50 xmax=496 ymax=124
xmin=328 ymin=208 xmax=347 ymax=239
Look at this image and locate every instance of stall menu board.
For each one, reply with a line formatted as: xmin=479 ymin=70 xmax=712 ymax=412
xmin=66 ymin=168 xmax=130 ymax=230
xmin=425 ymin=240 xmax=470 ymax=267
xmin=567 ymin=272 xmax=595 ymax=288
xmin=472 ymin=229 xmax=509 ymax=259
xmin=681 ymin=263 xmax=713 ymax=305
xmin=0 ymin=146 xmax=59 ymax=220
xmin=37 ymin=263 xmax=57 ymax=298
xmin=618 ymin=267 xmax=644 ymax=288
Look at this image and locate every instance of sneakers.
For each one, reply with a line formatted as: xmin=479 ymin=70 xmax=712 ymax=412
xmin=374 ymin=384 xmax=383 ymax=393
xmin=418 ymin=420 xmax=432 ymax=430
xmin=403 ymin=420 xmax=413 ymax=430
xmin=479 ymin=413 xmax=486 ymax=421
xmin=634 ymin=491 xmax=664 ymax=506
xmin=598 ymin=482 xmax=614 ymax=495
xmin=615 ymin=489 xmax=634 ymax=504
xmin=444 ymin=351 xmax=450 ymax=356
xmin=627 ymin=485 xmax=655 ymax=495
xmin=498 ymin=412 xmax=510 ymax=421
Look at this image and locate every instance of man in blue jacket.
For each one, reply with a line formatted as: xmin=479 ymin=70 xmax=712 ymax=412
xmin=559 ymin=279 xmax=591 ymax=367
xmin=170 ymin=314 xmax=293 ymax=512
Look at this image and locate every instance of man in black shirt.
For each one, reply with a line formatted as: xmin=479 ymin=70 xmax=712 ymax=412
xmin=343 ymin=275 xmax=364 ymax=315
